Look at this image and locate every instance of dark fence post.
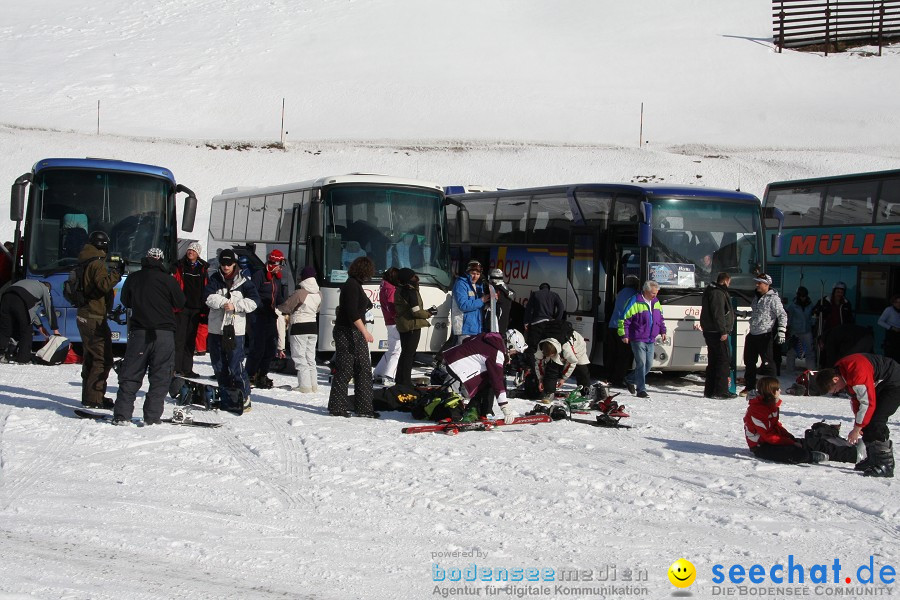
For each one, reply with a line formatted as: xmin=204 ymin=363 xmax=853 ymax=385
xmin=778 ymin=5 xmax=785 ymax=53
xmin=825 ymin=0 xmax=831 ymax=56
xmin=879 ymin=2 xmax=885 ymax=56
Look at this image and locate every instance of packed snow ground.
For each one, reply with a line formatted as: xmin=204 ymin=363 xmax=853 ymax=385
xmin=1 ymin=0 xmax=900 ymax=598
xmin=0 ymin=359 xmax=897 ymax=599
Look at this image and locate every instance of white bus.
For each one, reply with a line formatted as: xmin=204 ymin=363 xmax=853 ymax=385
xmin=447 ymin=183 xmax=766 ymax=372
xmin=207 ymin=174 xmax=462 ymax=354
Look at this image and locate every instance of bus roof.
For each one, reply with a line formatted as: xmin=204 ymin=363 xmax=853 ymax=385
xmin=446 ymin=182 xmax=759 ymax=203
xmin=766 ymin=168 xmax=900 ymax=191
xmin=32 ymin=157 xmax=176 ymax=183
xmin=213 ymin=173 xmax=443 ymax=199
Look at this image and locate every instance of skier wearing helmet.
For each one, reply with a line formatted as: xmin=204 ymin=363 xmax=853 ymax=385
xmin=247 ymin=249 xmax=287 ymax=389
xmin=442 ymin=332 xmax=518 ymax=424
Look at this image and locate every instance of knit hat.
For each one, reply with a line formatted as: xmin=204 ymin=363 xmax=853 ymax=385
xmin=300 ymin=266 xmax=317 ymax=280
xmin=833 ymin=281 xmax=847 ymax=291
xmin=398 ymin=268 xmax=417 ymax=285
xmin=188 ymin=241 xmax=202 ymax=255
xmin=489 ymin=268 xmax=504 ymax=283
xmin=753 ymin=274 xmax=773 ymax=286
xmin=147 ymin=247 xmax=164 ymax=260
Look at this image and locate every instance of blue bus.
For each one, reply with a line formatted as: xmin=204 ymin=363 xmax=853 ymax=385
xmin=447 ymin=183 xmax=765 ymax=371
xmin=763 ymin=168 xmax=900 ymax=352
xmin=10 ymin=158 xmax=198 ymax=345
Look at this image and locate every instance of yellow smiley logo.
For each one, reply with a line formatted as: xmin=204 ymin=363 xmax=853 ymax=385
xmin=668 ymin=558 xmax=696 ymax=588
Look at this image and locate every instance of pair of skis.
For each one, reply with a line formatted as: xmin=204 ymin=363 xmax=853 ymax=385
xmin=74 ymin=408 xmax=223 ymax=428
xmin=401 ymin=414 xmax=551 ymax=435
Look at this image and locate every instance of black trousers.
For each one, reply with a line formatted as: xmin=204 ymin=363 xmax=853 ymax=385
xmin=604 ymin=330 xmax=633 ymax=386
xmin=0 ymin=292 xmax=33 ymax=362
xmin=703 ymin=331 xmax=731 ymax=397
xmin=396 ymin=328 xmax=421 ymax=387
xmin=743 ymin=332 xmax=775 ymax=390
xmin=751 ymin=443 xmax=810 ymax=464
xmin=247 ymin=312 xmax=278 ymax=378
xmin=542 ymin=360 xmax=591 ymax=394
xmin=328 ymin=326 xmax=374 ymax=415
xmin=113 ymin=329 xmax=175 ymax=423
xmin=863 ymin=383 xmax=900 ymax=443
xmin=174 ymin=308 xmax=202 ymax=374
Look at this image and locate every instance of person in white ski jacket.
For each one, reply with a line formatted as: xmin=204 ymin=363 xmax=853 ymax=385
xmin=203 ymin=249 xmax=260 ymax=404
xmin=740 ymin=273 xmax=787 ymax=395
xmin=534 ymin=330 xmax=592 ymax=399
xmin=277 ymin=266 xmax=322 ymax=393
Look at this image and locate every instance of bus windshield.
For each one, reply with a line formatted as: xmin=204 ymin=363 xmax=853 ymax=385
xmin=649 ymin=197 xmax=761 ymax=292
xmin=322 ymin=185 xmax=450 ymax=287
xmin=26 ymin=169 xmax=172 ymax=273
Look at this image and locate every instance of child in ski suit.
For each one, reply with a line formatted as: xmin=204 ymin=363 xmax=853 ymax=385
xmin=743 ymin=376 xmax=825 ymax=464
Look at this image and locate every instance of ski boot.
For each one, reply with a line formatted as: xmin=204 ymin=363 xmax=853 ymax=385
xmin=860 ymin=440 xmax=894 ymax=478
xmin=460 ymin=406 xmax=480 ymax=423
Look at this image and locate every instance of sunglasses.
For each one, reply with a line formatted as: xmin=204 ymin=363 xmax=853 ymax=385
xmin=220 ymin=258 xmax=236 ymax=266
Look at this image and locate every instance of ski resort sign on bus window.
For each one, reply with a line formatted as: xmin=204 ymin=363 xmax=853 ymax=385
xmin=649 ymin=262 xmax=695 ymax=288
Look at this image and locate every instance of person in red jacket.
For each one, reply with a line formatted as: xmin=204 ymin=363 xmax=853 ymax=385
xmin=744 ymin=376 xmax=827 ymax=464
xmin=815 ymin=353 xmax=899 ymax=477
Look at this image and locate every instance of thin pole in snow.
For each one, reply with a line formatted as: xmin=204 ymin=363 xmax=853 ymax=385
xmin=639 ymin=102 xmax=644 ymax=148
xmin=97 ymin=100 xmax=100 ymax=135
xmin=281 ymin=98 xmax=285 ymax=147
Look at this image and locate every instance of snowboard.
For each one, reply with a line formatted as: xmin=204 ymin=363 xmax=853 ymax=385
xmin=74 ymin=408 xmax=223 ymax=428
xmin=401 ymin=414 xmax=552 ymax=435
xmin=169 ymin=376 xmax=248 ymax=415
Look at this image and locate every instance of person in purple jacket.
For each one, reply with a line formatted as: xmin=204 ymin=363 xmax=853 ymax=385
xmin=617 ymin=280 xmax=667 ymax=399
xmin=442 ymin=332 xmax=519 ymax=424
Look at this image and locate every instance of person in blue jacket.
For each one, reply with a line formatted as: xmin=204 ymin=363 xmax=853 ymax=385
xmin=451 ymin=260 xmax=492 ymax=343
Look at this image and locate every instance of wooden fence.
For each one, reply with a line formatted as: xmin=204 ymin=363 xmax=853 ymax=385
xmin=773 ymin=0 xmax=900 ymax=54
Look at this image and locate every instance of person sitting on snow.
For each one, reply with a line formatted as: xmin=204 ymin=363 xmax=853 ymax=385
xmin=441 ymin=330 xmax=526 ymax=424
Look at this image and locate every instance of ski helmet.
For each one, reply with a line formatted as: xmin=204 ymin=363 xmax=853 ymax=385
xmin=505 ymin=329 xmax=527 ymax=354
xmin=89 ymin=230 xmax=109 ymax=251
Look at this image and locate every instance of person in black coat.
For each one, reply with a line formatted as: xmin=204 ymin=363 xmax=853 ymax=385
xmin=328 ymin=256 xmax=378 ymax=418
xmin=699 ymin=272 xmax=736 ymax=399
xmin=173 ymin=241 xmax=208 ymax=378
xmin=112 ymin=248 xmax=186 ymax=425
xmin=247 ymin=249 xmax=287 ymax=389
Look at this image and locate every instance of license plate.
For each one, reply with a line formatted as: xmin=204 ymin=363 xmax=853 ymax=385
xmin=694 ymin=353 xmax=707 ymax=364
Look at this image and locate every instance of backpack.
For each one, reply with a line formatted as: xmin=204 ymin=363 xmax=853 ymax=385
xmin=63 ymin=257 xmax=99 ymax=308
xmin=539 ymin=319 xmax=575 ymax=345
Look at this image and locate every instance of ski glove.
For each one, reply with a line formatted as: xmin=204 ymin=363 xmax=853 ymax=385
xmin=500 ymin=404 xmax=515 ymax=425
xmin=775 ymin=332 xmax=785 ymax=345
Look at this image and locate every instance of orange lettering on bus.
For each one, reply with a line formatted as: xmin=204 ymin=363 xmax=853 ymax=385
xmin=818 ymin=235 xmax=841 ymax=255
xmin=885 ymin=233 xmax=900 ymax=254
xmin=789 ymin=235 xmax=817 ymax=255
xmin=841 ymin=234 xmax=860 ymax=255
xmin=862 ymin=234 xmax=881 ymax=255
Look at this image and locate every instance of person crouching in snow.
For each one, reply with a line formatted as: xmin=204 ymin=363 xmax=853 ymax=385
xmin=442 ymin=330 xmax=526 ymax=424
xmin=744 ymin=376 xmax=827 ymax=464
xmin=534 ymin=330 xmax=592 ymax=402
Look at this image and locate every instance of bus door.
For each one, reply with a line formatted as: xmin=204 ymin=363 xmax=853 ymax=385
xmin=568 ymin=227 xmax=600 ymax=359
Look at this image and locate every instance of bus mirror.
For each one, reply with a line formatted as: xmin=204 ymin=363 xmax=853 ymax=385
xmin=638 ymin=222 xmax=652 ymax=248
xmin=309 ymin=199 xmax=323 ymax=238
xmin=176 ymin=184 xmax=198 ymax=232
xmin=10 ymin=173 xmax=31 ymax=222
xmin=639 ymin=201 xmax=652 ymax=225
xmin=457 ymin=206 xmax=470 ymax=244
xmin=771 ymin=233 xmax=783 ymax=258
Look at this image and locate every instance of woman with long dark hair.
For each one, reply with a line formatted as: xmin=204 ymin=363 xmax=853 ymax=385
xmin=327 ymin=256 xmax=378 ymax=418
